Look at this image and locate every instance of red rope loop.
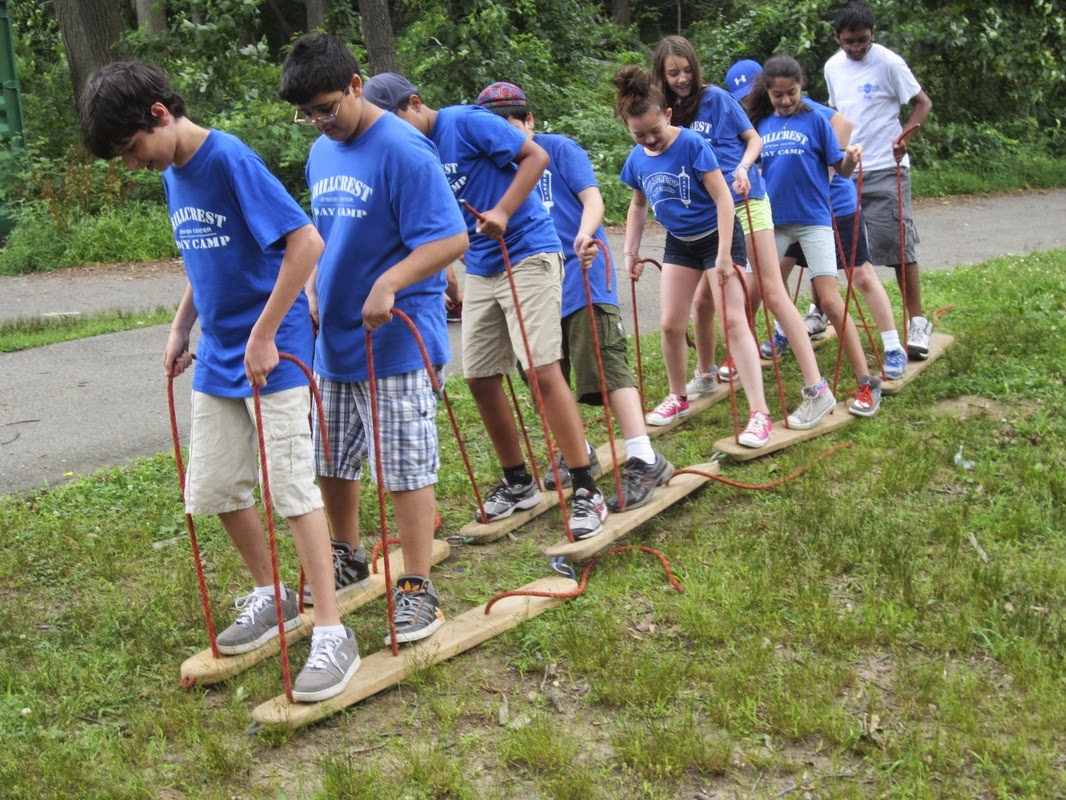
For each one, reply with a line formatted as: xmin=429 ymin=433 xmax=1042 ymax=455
xmin=483 ymin=545 xmax=684 ymax=615
xmin=462 ymin=201 xmax=575 ymax=541
xmin=893 ymin=125 xmax=920 ymax=351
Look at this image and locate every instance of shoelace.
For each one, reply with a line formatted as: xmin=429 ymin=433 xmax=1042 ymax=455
xmin=652 ymin=395 xmax=681 ymax=415
xmin=232 ymin=591 xmax=273 ymax=626
xmin=745 ymin=412 xmax=771 ymax=438
xmin=571 ymin=491 xmax=602 ymax=518
xmin=392 ymin=589 xmax=426 ymax=626
xmin=305 ymin=632 xmax=346 ymax=671
xmin=854 ymin=383 xmax=874 ymax=407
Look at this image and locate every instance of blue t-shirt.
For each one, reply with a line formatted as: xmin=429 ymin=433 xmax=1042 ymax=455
xmin=532 ymin=133 xmax=616 ymax=317
xmin=162 ymin=130 xmax=313 ymax=398
xmin=619 ymin=127 xmax=724 ymax=239
xmin=804 ymin=97 xmax=858 ymax=218
xmin=307 ymin=112 xmax=467 ymax=382
xmin=428 ymin=105 xmax=561 ymax=277
xmin=756 ymin=109 xmax=845 ymax=226
xmin=688 ymin=86 xmax=767 ymax=203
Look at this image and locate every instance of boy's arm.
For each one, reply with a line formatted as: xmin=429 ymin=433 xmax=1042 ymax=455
xmin=477 ymin=138 xmax=550 ymax=240
xmin=893 ymin=90 xmax=932 ymax=162
xmin=164 ymin=282 xmax=198 ymax=378
xmin=623 ymin=189 xmax=649 ymax=280
xmin=245 ymin=223 xmax=324 ymax=387
xmin=573 ymin=186 xmax=606 ymax=269
xmin=362 ymin=231 xmax=470 ymax=330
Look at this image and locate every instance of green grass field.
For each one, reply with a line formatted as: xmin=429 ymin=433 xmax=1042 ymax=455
xmin=0 ymin=252 xmax=1062 ymax=799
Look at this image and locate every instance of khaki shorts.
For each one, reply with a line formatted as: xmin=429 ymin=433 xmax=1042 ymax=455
xmin=736 ymin=194 xmax=774 ymax=236
xmin=462 ymin=251 xmax=564 ymax=377
xmin=185 ymin=387 xmax=323 ymax=518
xmin=561 ymin=303 xmax=637 ymax=405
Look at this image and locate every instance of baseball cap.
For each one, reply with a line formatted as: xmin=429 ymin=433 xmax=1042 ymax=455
xmin=363 ymin=72 xmax=419 ymax=112
xmin=476 ymin=82 xmax=528 ymax=110
xmin=725 ymin=59 xmax=762 ymax=99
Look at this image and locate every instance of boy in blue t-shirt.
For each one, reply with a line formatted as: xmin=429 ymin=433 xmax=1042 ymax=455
xmin=476 ymin=81 xmax=673 ymax=512
xmin=364 ymin=73 xmax=608 ymax=541
xmin=79 ymin=61 xmax=354 ymax=702
xmin=279 ymin=36 xmax=469 ymax=645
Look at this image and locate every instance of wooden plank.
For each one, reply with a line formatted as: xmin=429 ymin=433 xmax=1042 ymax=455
xmin=251 ymin=575 xmax=576 ymax=730
xmin=543 ymin=462 xmax=719 ymax=562
xmin=645 ymin=385 xmax=730 ymax=439
xmin=713 ymin=401 xmax=856 ymax=461
xmin=456 ymin=437 xmax=627 ymax=544
xmin=759 ymin=322 xmax=839 ymax=368
xmin=881 ymin=333 xmax=954 ymax=395
xmin=179 ymin=539 xmax=453 ymax=687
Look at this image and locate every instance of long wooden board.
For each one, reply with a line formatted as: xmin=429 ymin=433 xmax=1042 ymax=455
xmin=543 ymin=461 xmax=719 ymax=562
xmin=881 ymin=333 xmax=954 ymax=395
xmin=713 ymin=401 xmax=855 ymax=461
xmin=645 ymin=385 xmax=730 ymax=439
xmin=759 ymin=323 xmax=839 ymax=368
xmin=251 ymin=575 xmax=577 ymax=730
xmin=180 ymin=539 xmax=453 ymax=686
xmin=457 ymin=437 xmax=627 ymax=544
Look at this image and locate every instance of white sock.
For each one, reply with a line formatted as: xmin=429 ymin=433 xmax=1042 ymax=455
xmin=626 ymin=435 xmax=655 ymax=464
xmin=254 ymin=583 xmax=286 ymax=598
xmin=585 ymin=441 xmax=594 ymax=457
xmin=774 ymin=318 xmax=785 ymax=336
xmin=312 ymin=624 xmax=347 ymax=642
xmin=881 ymin=330 xmax=901 ymax=352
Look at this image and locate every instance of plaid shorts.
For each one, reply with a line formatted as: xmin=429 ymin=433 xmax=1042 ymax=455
xmin=313 ymin=368 xmax=441 ymax=491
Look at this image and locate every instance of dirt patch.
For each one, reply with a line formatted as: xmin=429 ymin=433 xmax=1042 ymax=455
xmin=934 ymin=395 xmax=1020 ymax=421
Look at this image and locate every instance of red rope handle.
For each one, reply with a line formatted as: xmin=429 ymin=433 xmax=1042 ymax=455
xmin=505 ymin=374 xmax=542 ymax=490
xmin=167 ymin=373 xmax=220 ymax=659
xmin=629 ymin=265 xmax=647 ymax=412
xmin=586 ymin=239 xmax=624 ymax=509
xmin=462 ymin=201 xmax=575 ymax=541
xmin=484 ymin=545 xmax=684 ymax=614
xmin=676 ymin=441 xmax=852 ymax=489
xmin=894 ymin=123 xmax=922 ymax=349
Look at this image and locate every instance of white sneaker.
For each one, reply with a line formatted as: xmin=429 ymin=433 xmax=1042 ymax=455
xmin=908 ymin=315 xmax=932 ymax=360
xmin=685 ymin=368 xmax=719 ymax=399
xmin=803 ymin=304 xmax=828 ymax=340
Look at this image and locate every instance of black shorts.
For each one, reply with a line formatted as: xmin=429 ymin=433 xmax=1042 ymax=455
xmin=662 ymin=216 xmax=747 ymax=271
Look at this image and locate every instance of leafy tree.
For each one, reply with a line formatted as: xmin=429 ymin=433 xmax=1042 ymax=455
xmin=53 ymin=0 xmax=126 ymax=100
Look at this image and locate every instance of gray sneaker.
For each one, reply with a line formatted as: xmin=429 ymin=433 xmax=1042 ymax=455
xmin=543 ymin=447 xmax=602 ymax=491
xmin=908 ymin=315 xmax=933 ymax=360
xmin=292 ymin=626 xmax=361 ymax=703
xmin=685 ymin=368 xmax=719 ymax=399
xmin=848 ymin=375 xmax=882 ymax=417
xmin=383 ymin=576 xmax=446 ymax=646
xmin=475 ymin=478 xmax=541 ymax=523
xmin=804 ymin=304 xmax=828 ymax=340
xmin=302 ymin=541 xmax=370 ymax=607
xmin=786 ymin=380 xmax=837 ymax=430
xmin=606 ymin=452 xmax=674 ymax=512
xmin=568 ymin=487 xmax=608 ymax=540
xmin=216 ymin=588 xmax=302 ymax=656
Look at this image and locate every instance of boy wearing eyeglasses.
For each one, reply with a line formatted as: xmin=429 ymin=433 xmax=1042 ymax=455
xmin=78 ymin=61 xmax=358 ymax=702
xmin=824 ymin=1 xmax=933 ymax=360
xmin=279 ymin=35 xmax=468 ymax=648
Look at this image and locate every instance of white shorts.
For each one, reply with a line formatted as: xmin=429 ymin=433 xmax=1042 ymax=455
xmin=773 ymin=225 xmax=838 ymax=279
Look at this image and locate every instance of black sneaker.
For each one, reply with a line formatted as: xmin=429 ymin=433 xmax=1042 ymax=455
xmin=475 ymin=479 xmax=541 ymax=523
xmin=303 ymin=541 xmax=370 ymax=607
xmin=567 ymin=488 xmax=608 ymax=540
xmin=383 ymin=575 xmax=446 ymax=646
xmin=606 ymin=452 xmax=675 ymax=512
xmin=543 ymin=447 xmax=602 ymax=490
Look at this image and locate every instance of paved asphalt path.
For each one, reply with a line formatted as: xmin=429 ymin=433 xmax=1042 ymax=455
xmin=1 ymin=190 xmax=1064 ymax=496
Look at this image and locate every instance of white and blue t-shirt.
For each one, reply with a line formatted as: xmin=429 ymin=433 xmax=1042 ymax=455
xmin=532 ymin=133 xmax=616 ymax=317
xmin=688 ymin=86 xmax=767 ymax=203
xmin=162 ymin=129 xmax=313 ymax=398
xmin=620 ymin=127 xmax=724 ymax=239
xmin=307 ymin=112 xmax=467 ymax=382
xmin=756 ymin=108 xmax=845 ymax=226
xmin=428 ymin=105 xmax=561 ymax=277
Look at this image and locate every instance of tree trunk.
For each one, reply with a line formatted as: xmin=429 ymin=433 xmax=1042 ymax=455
xmin=135 ymin=0 xmax=166 ymax=34
xmin=307 ymin=0 xmax=329 ymax=32
xmin=358 ymin=0 xmax=399 ymax=75
xmin=610 ymin=0 xmax=630 ymax=27
xmin=54 ymin=0 xmax=126 ymax=101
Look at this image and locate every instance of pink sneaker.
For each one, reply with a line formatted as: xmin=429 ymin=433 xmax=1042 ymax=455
xmin=645 ymin=393 xmax=690 ymax=426
xmin=737 ymin=410 xmax=772 ymax=448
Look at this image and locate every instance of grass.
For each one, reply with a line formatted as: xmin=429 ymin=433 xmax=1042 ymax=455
xmin=0 ymin=306 xmax=176 ymax=353
xmin=0 ymin=252 xmax=1063 ymax=798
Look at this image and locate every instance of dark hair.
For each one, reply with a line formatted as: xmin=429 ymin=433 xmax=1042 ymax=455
xmin=833 ymin=1 xmax=875 ymax=34
xmin=650 ymin=35 xmax=704 ymax=127
xmin=279 ymin=33 xmax=361 ymax=105
xmin=78 ymin=61 xmax=185 ymax=159
xmin=612 ymin=65 xmax=668 ymax=121
xmin=484 ymin=105 xmax=529 ymax=122
xmin=742 ymin=54 xmax=810 ymax=125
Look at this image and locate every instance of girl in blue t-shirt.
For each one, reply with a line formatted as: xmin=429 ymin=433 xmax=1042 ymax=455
xmin=652 ymin=36 xmax=769 ymax=393
xmin=743 ymin=55 xmax=882 ymax=418
xmin=614 ymin=65 xmax=772 ymax=448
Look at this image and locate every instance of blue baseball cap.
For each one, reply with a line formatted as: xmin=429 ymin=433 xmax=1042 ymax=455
xmin=725 ymin=59 xmax=762 ymax=99
xmin=363 ymin=72 xmax=419 ymax=112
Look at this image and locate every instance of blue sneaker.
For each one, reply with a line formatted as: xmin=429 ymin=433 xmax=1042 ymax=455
xmin=883 ymin=348 xmax=908 ymax=380
xmin=760 ymin=331 xmax=790 ymax=360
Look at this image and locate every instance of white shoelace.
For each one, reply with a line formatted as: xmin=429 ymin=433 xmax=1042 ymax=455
xmin=232 ymin=592 xmax=273 ymax=626
xmin=305 ymin=632 xmax=345 ymax=671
